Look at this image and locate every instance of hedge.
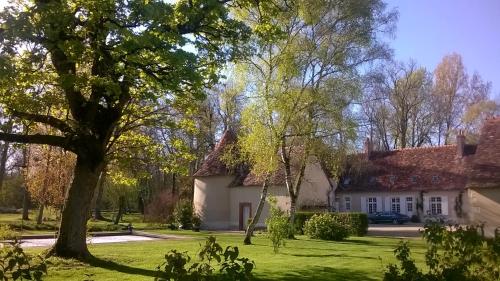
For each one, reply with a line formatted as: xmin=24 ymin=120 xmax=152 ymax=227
xmin=303 ymin=214 xmax=350 ymax=241
xmin=294 ymin=212 xmax=368 ymax=236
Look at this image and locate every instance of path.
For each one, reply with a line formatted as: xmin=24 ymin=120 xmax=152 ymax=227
xmin=368 ymin=223 xmax=423 ymax=237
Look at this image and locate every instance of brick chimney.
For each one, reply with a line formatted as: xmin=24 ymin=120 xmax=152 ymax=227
xmin=364 ymin=138 xmax=373 ymax=160
xmin=456 ymin=130 xmax=465 ymax=158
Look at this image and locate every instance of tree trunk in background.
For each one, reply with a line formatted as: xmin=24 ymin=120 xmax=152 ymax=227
xmin=50 ymin=156 xmax=102 ymax=259
xmin=114 ymin=195 xmax=125 ymax=225
xmin=0 ymin=141 xmax=9 ymax=196
xmin=22 ymin=186 xmax=30 ymax=220
xmin=244 ymin=177 xmax=269 ymax=245
xmin=92 ymin=169 xmax=106 ymax=220
xmin=36 ymin=204 xmax=45 ymax=225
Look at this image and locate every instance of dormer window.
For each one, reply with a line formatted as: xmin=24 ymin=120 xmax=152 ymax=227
xmin=343 ymin=177 xmax=351 ymax=185
xmin=410 ymin=176 xmax=418 ymax=184
xmin=432 ymin=175 xmax=439 ymax=183
xmin=389 ymin=175 xmax=397 ymax=184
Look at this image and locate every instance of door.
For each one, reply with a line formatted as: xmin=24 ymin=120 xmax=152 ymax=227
xmin=239 ymin=202 xmax=252 ymax=231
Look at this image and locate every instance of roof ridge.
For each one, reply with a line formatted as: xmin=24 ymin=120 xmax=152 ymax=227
xmin=373 ymin=144 xmax=456 ymax=153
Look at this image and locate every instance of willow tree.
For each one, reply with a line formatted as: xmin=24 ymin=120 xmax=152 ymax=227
xmin=237 ymin=0 xmax=397 ymax=238
xmin=0 ymin=0 xmax=249 ymax=258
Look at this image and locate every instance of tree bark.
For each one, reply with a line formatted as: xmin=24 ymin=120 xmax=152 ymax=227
xmin=22 ymin=186 xmax=30 ymax=220
xmin=244 ymin=176 xmax=269 ymax=245
xmin=114 ymin=195 xmax=125 ymax=225
xmin=36 ymin=204 xmax=45 ymax=225
xmin=49 ymin=156 xmax=102 ymax=259
xmin=92 ymin=169 xmax=106 ymax=221
xmin=0 ymin=141 xmax=9 ymax=195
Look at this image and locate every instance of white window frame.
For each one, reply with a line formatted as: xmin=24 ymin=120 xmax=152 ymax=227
xmin=367 ymin=197 xmax=377 ymax=214
xmin=344 ymin=197 xmax=351 ymax=211
xmin=406 ymin=197 xmax=413 ymax=213
xmin=430 ymin=197 xmax=442 ymax=215
xmin=391 ymin=197 xmax=401 ymax=213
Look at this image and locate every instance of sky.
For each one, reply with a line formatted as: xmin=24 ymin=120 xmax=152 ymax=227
xmin=0 ymin=0 xmax=498 ymax=98
xmin=385 ymin=0 xmax=500 ymax=99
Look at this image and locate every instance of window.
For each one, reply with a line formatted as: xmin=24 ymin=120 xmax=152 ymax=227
xmin=391 ymin=197 xmax=401 ymax=213
xmin=389 ymin=175 xmax=397 ymax=184
xmin=406 ymin=197 xmax=413 ymax=212
xmin=432 ymin=175 xmax=440 ymax=183
xmin=430 ymin=197 xmax=442 ymax=215
xmin=345 ymin=197 xmax=351 ymax=211
xmin=410 ymin=176 xmax=418 ymax=184
xmin=367 ymin=197 xmax=377 ymax=214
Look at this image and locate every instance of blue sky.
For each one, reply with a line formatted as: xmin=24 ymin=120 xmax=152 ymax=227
xmin=385 ymin=0 xmax=500 ymax=98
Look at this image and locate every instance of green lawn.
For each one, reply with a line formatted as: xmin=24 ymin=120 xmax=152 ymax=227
xmin=25 ymin=231 xmax=426 ymax=281
xmin=0 ymin=211 xmax=165 ymax=235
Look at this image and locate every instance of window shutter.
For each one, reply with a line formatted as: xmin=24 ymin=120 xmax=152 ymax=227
xmin=399 ymin=196 xmax=408 ymax=214
xmin=360 ymin=197 xmax=366 ymax=213
xmin=376 ymin=196 xmax=382 ymax=212
xmin=442 ymin=196 xmax=449 ymax=215
xmin=385 ymin=197 xmax=391 ymax=212
xmin=423 ymin=196 xmax=429 ymax=215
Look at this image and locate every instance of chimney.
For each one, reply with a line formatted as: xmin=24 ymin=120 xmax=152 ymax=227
xmin=456 ymin=130 xmax=465 ymax=158
xmin=364 ymin=138 xmax=373 ymax=160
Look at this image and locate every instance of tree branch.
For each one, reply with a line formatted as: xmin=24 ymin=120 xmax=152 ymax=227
xmin=10 ymin=110 xmax=73 ymax=134
xmin=0 ymin=132 xmax=72 ymax=150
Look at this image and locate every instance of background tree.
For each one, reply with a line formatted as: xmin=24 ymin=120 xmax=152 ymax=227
xmin=0 ymin=0 xmax=250 ymax=258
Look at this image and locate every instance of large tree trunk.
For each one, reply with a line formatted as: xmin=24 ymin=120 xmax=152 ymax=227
xmin=92 ymin=169 xmax=106 ymax=221
xmin=244 ymin=177 xmax=269 ymax=245
xmin=114 ymin=195 xmax=125 ymax=225
xmin=36 ymin=204 xmax=45 ymax=225
xmin=50 ymin=156 xmax=102 ymax=259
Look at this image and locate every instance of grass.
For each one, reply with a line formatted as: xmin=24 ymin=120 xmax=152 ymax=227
xmin=0 ymin=211 xmax=165 ymax=235
xmin=23 ymin=231 xmax=427 ymax=281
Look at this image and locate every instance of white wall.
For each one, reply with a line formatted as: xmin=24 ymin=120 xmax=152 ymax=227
xmin=193 ymin=176 xmax=235 ymax=229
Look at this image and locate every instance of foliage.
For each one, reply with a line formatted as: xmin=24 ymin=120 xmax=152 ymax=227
xmin=155 ymin=236 xmax=255 ymax=281
xmin=295 ymin=212 xmax=368 ymax=236
xmin=173 ymin=199 xmax=194 ymax=230
xmin=26 ymin=142 xmax=76 ymax=211
xmin=265 ymin=197 xmax=290 ymax=253
xmin=384 ymin=224 xmax=500 ymax=281
xmin=0 ymin=240 xmax=47 ymax=280
xmin=144 ymin=191 xmax=178 ymax=224
xmin=0 ymin=224 xmax=18 ymax=240
xmin=303 ymin=214 xmax=350 ymax=241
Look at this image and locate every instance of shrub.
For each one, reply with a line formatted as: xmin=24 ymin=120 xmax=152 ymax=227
xmin=155 ymin=236 xmax=255 ymax=281
xmin=295 ymin=212 xmax=368 ymax=236
xmin=144 ymin=191 xmax=178 ymax=224
xmin=265 ymin=197 xmax=290 ymax=253
xmin=192 ymin=214 xmax=201 ymax=232
xmin=173 ymin=199 xmax=194 ymax=230
xmin=0 ymin=240 xmax=47 ymax=280
xmin=384 ymin=224 xmax=500 ymax=281
xmin=0 ymin=224 xmax=19 ymax=240
xmin=331 ymin=213 xmax=368 ymax=237
xmin=303 ymin=214 xmax=350 ymax=241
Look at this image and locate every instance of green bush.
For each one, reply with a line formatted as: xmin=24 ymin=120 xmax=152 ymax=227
xmin=0 ymin=224 xmax=19 ymax=240
xmin=295 ymin=212 xmax=368 ymax=236
xmin=265 ymin=197 xmax=290 ymax=253
xmin=303 ymin=214 xmax=350 ymax=241
xmin=331 ymin=213 xmax=368 ymax=237
xmin=0 ymin=240 xmax=47 ymax=280
xmin=156 ymin=236 xmax=255 ymax=281
xmin=384 ymin=224 xmax=500 ymax=281
xmin=173 ymin=199 xmax=194 ymax=230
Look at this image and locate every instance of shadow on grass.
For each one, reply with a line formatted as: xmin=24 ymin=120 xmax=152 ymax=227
xmin=285 ymin=252 xmax=379 ymax=260
xmin=255 ymin=266 xmax=379 ymax=281
xmin=87 ymin=256 xmax=158 ymax=278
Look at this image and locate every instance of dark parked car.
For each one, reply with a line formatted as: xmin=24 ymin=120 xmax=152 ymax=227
xmin=368 ymin=212 xmax=410 ymax=224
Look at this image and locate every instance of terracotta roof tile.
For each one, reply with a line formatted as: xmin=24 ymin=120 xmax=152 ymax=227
xmin=467 ymin=117 xmax=500 ymax=188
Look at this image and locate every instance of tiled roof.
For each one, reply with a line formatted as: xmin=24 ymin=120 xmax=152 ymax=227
xmin=467 ymin=117 xmax=500 ymax=188
xmin=193 ymin=130 xmax=301 ymax=186
xmin=193 ymin=130 xmax=238 ymax=177
xmin=337 ymin=144 xmax=476 ymax=193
